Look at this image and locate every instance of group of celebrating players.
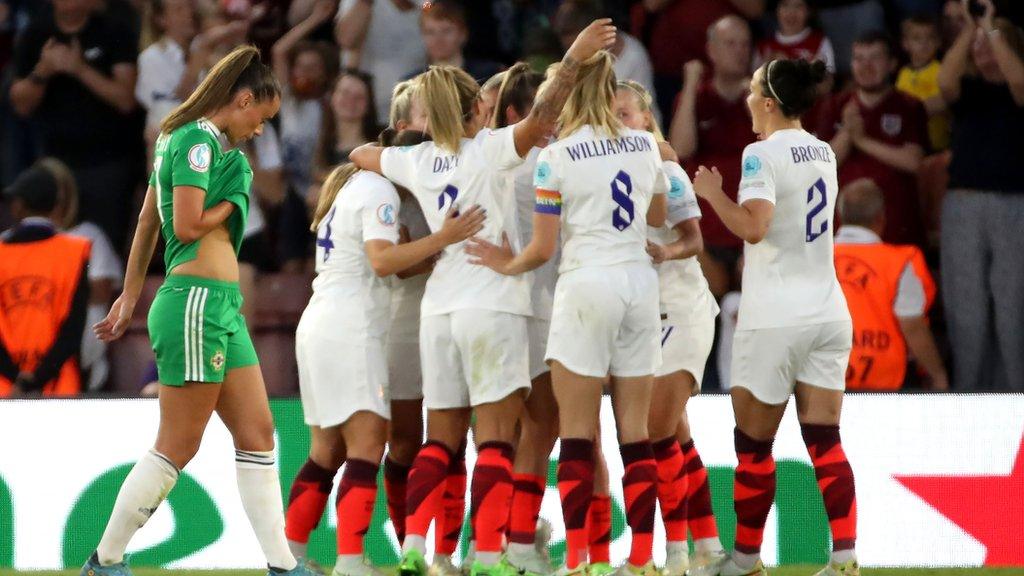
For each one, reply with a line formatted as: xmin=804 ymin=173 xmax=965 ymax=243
xmin=84 ymin=16 xmax=859 ymax=576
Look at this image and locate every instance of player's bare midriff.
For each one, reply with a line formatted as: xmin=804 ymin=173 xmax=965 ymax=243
xmin=169 ymin=224 xmax=239 ymax=282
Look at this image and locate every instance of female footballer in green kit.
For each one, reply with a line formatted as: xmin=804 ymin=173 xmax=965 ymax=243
xmin=85 ymin=46 xmax=317 ymax=576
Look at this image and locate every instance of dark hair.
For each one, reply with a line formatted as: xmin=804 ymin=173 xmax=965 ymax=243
xmin=421 ymin=0 xmax=467 ymax=29
xmin=493 ymin=62 xmax=545 ymax=128
xmin=553 ymin=0 xmax=604 ymax=37
xmin=315 ymin=68 xmax=381 ymax=178
xmin=903 ymin=12 xmax=940 ymax=33
xmin=760 ymin=58 xmax=828 ymax=118
xmin=853 ymin=29 xmax=895 ymax=57
xmin=288 ymin=40 xmax=340 ymax=81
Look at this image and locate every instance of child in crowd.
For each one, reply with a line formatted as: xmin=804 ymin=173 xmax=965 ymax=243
xmin=897 ymin=14 xmax=949 ymax=151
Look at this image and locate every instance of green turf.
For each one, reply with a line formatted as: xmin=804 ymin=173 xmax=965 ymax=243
xmin=3 ymin=567 xmax=1024 ymax=576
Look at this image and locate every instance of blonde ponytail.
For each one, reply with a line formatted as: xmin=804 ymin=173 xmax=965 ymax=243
xmin=617 ymin=80 xmax=664 ymax=141
xmin=558 ymin=51 xmax=622 ymax=140
xmin=419 ymin=65 xmax=479 ymax=153
xmin=389 ymin=80 xmax=417 ymax=128
xmin=310 ymin=163 xmax=360 ymax=232
xmin=161 ymin=45 xmax=280 ymax=134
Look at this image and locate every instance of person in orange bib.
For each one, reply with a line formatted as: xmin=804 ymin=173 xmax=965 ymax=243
xmin=0 ymin=163 xmax=91 ymax=396
xmin=834 ymin=178 xmax=947 ymax=391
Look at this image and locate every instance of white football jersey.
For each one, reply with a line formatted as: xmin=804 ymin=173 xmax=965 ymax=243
xmin=735 ymin=128 xmax=850 ymax=330
xmin=513 ymin=146 xmax=560 ymax=320
xmin=648 ymin=161 xmax=719 ymax=325
xmin=311 ymin=170 xmax=400 ymax=300
xmin=535 ymin=125 xmax=669 ymax=274
xmin=389 ymin=198 xmax=430 ymax=333
xmin=380 ymin=126 xmax=531 ymax=317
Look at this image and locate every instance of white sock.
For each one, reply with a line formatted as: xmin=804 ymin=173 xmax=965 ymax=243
xmin=335 ymin=554 xmax=364 ymax=570
xmin=96 ymin=450 xmax=179 ymax=565
xmin=694 ymin=537 xmax=724 ymax=554
xmin=732 ymin=551 xmax=760 ymax=570
xmin=402 ymin=534 xmax=427 ymax=554
xmin=667 ymin=541 xmax=689 ymax=555
xmin=507 ymin=542 xmax=535 ymax=558
xmin=235 ymin=449 xmax=297 ymax=571
xmin=288 ymin=540 xmax=308 ymax=561
xmin=831 ymin=549 xmax=856 ymax=564
xmin=476 ymin=551 xmax=502 ymax=566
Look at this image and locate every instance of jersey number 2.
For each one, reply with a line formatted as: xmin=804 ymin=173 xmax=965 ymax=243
xmin=611 ymin=171 xmax=634 ymax=231
xmin=806 ymin=178 xmax=829 ymax=243
xmin=438 ymin=185 xmax=459 ymax=213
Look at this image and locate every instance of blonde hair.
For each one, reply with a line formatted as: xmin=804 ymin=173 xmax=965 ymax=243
xmin=161 ymin=45 xmax=280 ymax=134
xmin=492 ymin=62 xmax=544 ymax=129
xmin=418 ymin=65 xmax=480 ymax=153
xmin=617 ymin=80 xmax=664 ymax=141
xmin=558 ymin=51 xmax=622 ymax=139
xmin=310 ymin=164 xmax=360 ymax=232
xmin=481 ymin=71 xmax=507 ymax=94
xmin=389 ymin=80 xmax=417 ymax=128
xmin=35 ymin=157 xmax=79 ymax=229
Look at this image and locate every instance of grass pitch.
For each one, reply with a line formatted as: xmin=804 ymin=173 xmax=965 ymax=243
xmin=3 ymin=567 xmax=1024 ymax=576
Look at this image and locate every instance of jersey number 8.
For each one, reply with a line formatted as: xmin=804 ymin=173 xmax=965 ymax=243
xmin=611 ymin=170 xmax=634 ymax=231
xmin=806 ymin=178 xmax=829 ymax=243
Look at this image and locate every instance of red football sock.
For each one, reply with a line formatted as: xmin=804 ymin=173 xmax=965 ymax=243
xmin=285 ymin=459 xmax=336 ymax=544
xmin=471 ymin=442 xmax=514 ymax=555
xmin=620 ymin=441 xmax=657 ymax=567
xmin=732 ymin=428 xmax=776 ymax=556
xmin=436 ymin=445 xmax=467 ymax=556
xmin=336 ymin=458 xmax=379 ymax=555
xmin=384 ymin=457 xmax=411 ymax=544
xmin=588 ymin=494 xmax=611 ymax=563
xmin=509 ymin=473 xmax=546 ymax=545
xmin=405 ymin=441 xmax=453 ymax=542
xmin=681 ymin=439 xmax=719 ymax=540
xmin=801 ymin=424 xmax=857 ymax=553
xmin=558 ymin=438 xmax=594 ymax=569
xmin=653 ymin=436 xmax=688 ymax=543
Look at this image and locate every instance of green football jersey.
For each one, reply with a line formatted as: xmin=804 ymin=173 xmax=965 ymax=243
xmin=150 ymin=118 xmax=252 ymax=273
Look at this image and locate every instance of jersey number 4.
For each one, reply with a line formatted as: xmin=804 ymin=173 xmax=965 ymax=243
xmin=611 ymin=171 xmax=634 ymax=231
xmin=806 ymin=177 xmax=829 ymax=243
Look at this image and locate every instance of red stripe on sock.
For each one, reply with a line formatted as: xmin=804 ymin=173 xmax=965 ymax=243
xmin=558 ymin=438 xmax=594 ymax=569
xmin=384 ymin=457 xmax=411 ymax=545
xmin=405 ymin=441 xmax=453 ymax=540
xmin=681 ymin=439 xmax=719 ymax=540
xmin=732 ymin=429 xmax=775 ymax=556
xmin=588 ymin=494 xmax=611 ymax=563
xmin=285 ymin=459 xmax=335 ymax=544
xmin=471 ymin=442 xmax=514 ymax=554
xmin=437 ymin=451 xmax=467 ymax=555
xmin=802 ymin=424 xmax=857 ymax=553
xmin=621 ymin=441 xmax=657 ymax=567
xmin=509 ymin=473 xmax=546 ymax=545
xmin=336 ymin=459 xmax=379 ymax=555
xmin=653 ymin=436 xmax=689 ymax=543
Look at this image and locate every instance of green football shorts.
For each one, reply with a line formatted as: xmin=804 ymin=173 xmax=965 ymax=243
xmin=147 ymin=274 xmax=258 ymax=386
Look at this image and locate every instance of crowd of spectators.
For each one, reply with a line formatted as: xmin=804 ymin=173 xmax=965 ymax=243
xmin=1 ymin=0 xmax=1022 ymax=394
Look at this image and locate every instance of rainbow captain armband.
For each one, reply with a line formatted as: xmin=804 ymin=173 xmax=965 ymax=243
xmin=535 ymin=189 xmax=562 ymax=215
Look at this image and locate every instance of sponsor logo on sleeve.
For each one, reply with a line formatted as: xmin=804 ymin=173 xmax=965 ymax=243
xmin=534 ymin=161 xmax=552 ymax=186
xmin=668 ymin=176 xmax=686 ymax=199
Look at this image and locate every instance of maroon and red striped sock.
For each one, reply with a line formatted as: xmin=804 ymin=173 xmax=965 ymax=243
xmin=588 ymin=493 xmax=612 ymax=563
xmin=384 ymin=457 xmax=411 ymax=545
xmin=285 ymin=459 xmax=335 ymax=545
xmin=336 ymin=458 xmax=379 ymax=555
xmin=404 ymin=441 xmax=453 ymax=545
xmin=509 ymin=473 xmax=546 ymax=545
xmin=681 ymin=438 xmax=719 ymax=542
xmin=558 ymin=438 xmax=594 ymax=569
xmin=801 ymin=424 xmax=857 ymax=555
xmin=620 ymin=441 xmax=657 ymax=567
xmin=653 ymin=436 xmax=689 ymax=544
xmin=733 ymin=428 xmax=776 ymax=556
xmin=436 ymin=445 xmax=468 ymax=556
xmin=471 ymin=442 xmax=515 ymax=558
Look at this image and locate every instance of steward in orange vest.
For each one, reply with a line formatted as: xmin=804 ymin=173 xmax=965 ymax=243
xmin=0 ymin=165 xmax=91 ymax=396
xmin=834 ymin=179 xmax=947 ymax=390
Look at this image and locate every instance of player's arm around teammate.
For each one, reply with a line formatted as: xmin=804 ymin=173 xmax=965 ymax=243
xmin=88 ymin=47 xmax=318 ymax=576
xmin=615 ymin=81 xmax=727 ymax=575
xmin=693 ymin=59 xmax=859 ymax=576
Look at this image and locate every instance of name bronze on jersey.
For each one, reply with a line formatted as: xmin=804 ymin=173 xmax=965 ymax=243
xmin=790 ymin=145 xmax=833 ymax=164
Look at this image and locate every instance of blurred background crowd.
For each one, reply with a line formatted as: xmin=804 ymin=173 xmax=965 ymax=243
xmin=1 ymin=0 xmax=1023 ymax=396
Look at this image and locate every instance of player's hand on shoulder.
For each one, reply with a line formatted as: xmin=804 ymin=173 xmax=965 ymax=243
xmin=466 ymin=232 xmax=514 ymax=274
xmin=439 ymin=204 xmax=486 ymax=245
xmin=566 ymin=19 xmax=617 ymax=62
xmin=692 ymin=165 xmax=723 ymax=200
xmin=94 ymin=293 xmax=136 ymax=342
